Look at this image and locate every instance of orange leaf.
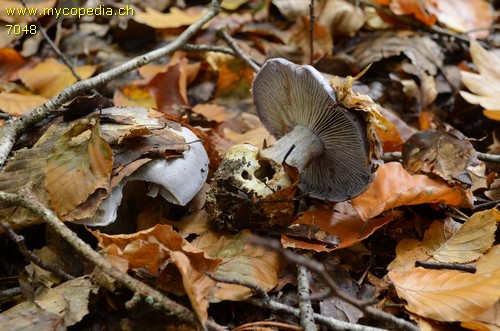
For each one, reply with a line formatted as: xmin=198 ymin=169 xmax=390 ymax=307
xmin=0 ymin=91 xmax=48 ymax=116
xmin=389 ymin=266 xmax=500 ymax=322
xmin=92 ymin=224 xmax=221 ymax=323
xmin=133 ymin=6 xmax=206 ymax=29
xmin=351 ymin=162 xmax=473 ymax=221
xmin=389 ymin=0 xmax=437 ymax=26
xmin=19 ymin=58 xmax=96 ymax=97
xmin=0 ymin=48 xmax=25 ymax=81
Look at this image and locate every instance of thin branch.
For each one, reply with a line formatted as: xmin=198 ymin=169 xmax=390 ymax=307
xmin=216 ymin=28 xmax=261 ymax=72
xmin=381 ymin=151 xmax=500 ymax=164
xmin=0 ymin=189 xmax=224 ymax=331
xmin=1 ymin=222 xmax=74 ymax=281
xmin=18 ymin=0 xmax=83 ymax=82
xmin=297 ymin=264 xmax=315 ymax=331
xmin=309 ymin=0 xmax=314 ymax=64
xmin=0 ymin=0 xmax=222 ymax=167
xmin=205 ymin=272 xmax=269 ymax=299
xmin=247 ymin=297 xmax=387 ymax=331
xmin=251 ymin=236 xmax=420 ymax=331
xmin=415 ymin=261 xmax=477 ymax=273
xmin=182 ymin=43 xmax=236 ymax=56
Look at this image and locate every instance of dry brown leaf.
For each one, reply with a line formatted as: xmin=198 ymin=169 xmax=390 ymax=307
xmin=0 ymin=91 xmax=48 ymax=116
xmin=191 ymin=103 xmax=232 ymax=123
xmin=283 ymin=202 xmax=397 ymax=251
xmin=424 ymin=209 xmax=498 ymax=263
xmin=193 ymin=230 xmax=283 ymax=302
xmin=147 ymin=57 xmax=189 ymax=116
xmin=0 ymin=48 xmax=25 ymax=81
xmin=389 ymin=267 xmax=500 ymax=322
xmin=377 ymin=0 xmax=437 ymax=26
xmin=18 ymin=58 xmax=96 ymax=98
xmin=113 ymin=84 xmax=156 ymax=109
xmin=351 ymin=162 xmax=473 ymax=221
xmin=92 ymin=224 xmax=221 ymax=323
xmin=434 ymin=0 xmax=494 ymax=39
xmin=460 ymin=41 xmax=500 ymax=121
xmin=45 ymin=116 xmax=113 ymax=217
xmin=133 ymin=6 xmax=206 ymax=29
xmin=402 ymin=127 xmax=479 ymax=185
xmin=0 ymin=0 xmax=56 ymax=23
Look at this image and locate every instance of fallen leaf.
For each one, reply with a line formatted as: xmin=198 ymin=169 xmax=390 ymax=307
xmin=221 ymin=0 xmax=250 ymax=10
xmin=374 ymin=0 xmax=437 ymax=26
xmin=433 ymin=0 xmax=494 ymax=39
xmin=191 ymin=103 xmax=231 ymax=123
xmin=113 ymin=84 xmax=156 ymax=109
xmin=18 ymin=58 xmax=96 ymax=98
xmin=389 ymin=267 xmax=500 ymax=322
xmin=460 ymin=41 xmax=500 ymax=121
xmin=0 ymin=0 xmax=56 ymax=23
xmin=207 ymin=53 xmax=254 ymax=100
xmin=0 ymin=91 xmax=48 ymax=116
xmin=193 ymin=230 xmax=283 ymax=302
xmin=0 ymin=48 xmax=25 ymax=81
xmin=424 ymin=209 xmax=498 ymax=263
xmin=133 ymin=6 xmax=207 ymax=29
xmin=147 ymin=58 xmax=189 ymax=116
xmin=402 ymin=127 xmax=479 ymax=185
xmin=93 ymin=224 xmax=221 ymax=323
xmin=45 ymin=115 xmax=113 ymax=217
xmin=351 ymin=162 xmax=473 ymax=221
xmin=2 ymin=276 xmax=97 ymax=327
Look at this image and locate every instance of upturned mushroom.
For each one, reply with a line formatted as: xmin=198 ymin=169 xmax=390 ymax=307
xmin=252 ymin=58 xmax=374 ymax=201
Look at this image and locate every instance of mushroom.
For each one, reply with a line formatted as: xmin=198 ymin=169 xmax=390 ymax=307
xmin=74 ymin=107 xmax=209 ymax=227
xmin=253 ymin=58 xmax=373 ymax=201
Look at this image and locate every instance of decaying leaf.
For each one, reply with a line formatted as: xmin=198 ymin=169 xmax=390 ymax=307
xmin=192 ymin=230 xmax=283 ymax=302
xmin=133 ymin=6 xmax=207 ymax=29
xmin=18 ymin=58 xmax=96 ymax=98
xmin=389 ymin=209 xmax=498 ymax=272
xmin=351 ymin=162 xmax=473 ymax=221
xmin=0 ymin=91 xmax=48 ymax=116
xmin=389 ymin=263 xmax=500 ymax=322
xmin=1 ymin=276 xmax=98 ymax=328
xmin=45 ymin=115 xmax=113 ymax=217
xmin=460 ymin=41 xmax=500 ymax=121
xmin=402 ymin=127 xmax=479 ymax=185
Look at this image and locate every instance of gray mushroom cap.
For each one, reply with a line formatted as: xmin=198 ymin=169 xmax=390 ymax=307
xmin=252 ymin=58 xmax=372 ymax=201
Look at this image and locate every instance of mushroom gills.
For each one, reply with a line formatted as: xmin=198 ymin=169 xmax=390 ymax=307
xmin=259 ymin=124 xmax=324 ymax=171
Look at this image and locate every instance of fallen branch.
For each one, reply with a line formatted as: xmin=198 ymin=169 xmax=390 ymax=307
xmin=251 ymin=236 xmax=420 ymax=331
xmin=0 ymin=0 xmax=222 ymax=167
xmin=0 ymin=189 xmax=224 ymax=331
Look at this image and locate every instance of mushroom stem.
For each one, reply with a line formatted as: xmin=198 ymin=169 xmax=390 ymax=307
xmin=260 ymin=124 xmax=324 ymax=171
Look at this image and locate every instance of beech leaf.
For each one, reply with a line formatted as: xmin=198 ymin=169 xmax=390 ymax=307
xmin=45 ymin=115 xmax=113 ymax=217
xmin=424 ymin=209 xmax=498 ymax=263
xmin=351 ymin=162 xmax=473 ymax=221
xmin=389 ymin=267 xmax=500 ymax=322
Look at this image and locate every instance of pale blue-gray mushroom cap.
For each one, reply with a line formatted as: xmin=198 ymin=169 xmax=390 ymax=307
xmin=252 ymin=58 xmax=372 ymax=201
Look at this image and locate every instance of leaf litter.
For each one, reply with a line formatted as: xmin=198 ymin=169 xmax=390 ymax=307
xmin=0 ymin=0 xmax=499 ymax=330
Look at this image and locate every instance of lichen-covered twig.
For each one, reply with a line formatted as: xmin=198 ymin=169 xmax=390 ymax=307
xmin=297 ymin=265 xmax=315 ymax=331
xmin=0 ymin=189 xmax=224 ymax=331
xmin=217 ymin=28 xmax=261 ymax=72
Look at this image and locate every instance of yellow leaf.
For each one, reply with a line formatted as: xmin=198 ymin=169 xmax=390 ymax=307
xmin=389 ymin=267 xmax=500 ymax=322
xmin=19 ymin=58 xmax=96 ymax=98
xmin=221 ymin=0 xmax=250 ymax=10
xmin=0 ymin=91 xmax=48 ymax=116
xmin=424 ymin=209 xmax=498 ymax=263
xmin=133 ymin=7 xmax=206 ymax=29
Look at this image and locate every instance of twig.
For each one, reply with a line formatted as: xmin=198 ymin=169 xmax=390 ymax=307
xmin=0 ymin=287 xmax=22 ymax=300
xmin=415 ymin=261 xmax=477 ymax=273
xmin=0 ymin=0 xmax=222 ymax=167
xmin=18 ymin=0 xmax=83 ymax=82
xmin=234 ymin=321 xmax=302 ymax=331
xmin=297 ymin=264 xmax=316 ymax=331
xmin=205 ymin=272 xmax=269 ymax=299
xmin=216 ymin=28 xmax=261 ymax=72
xmin=1 ymin=222 xmax=74 ymax=281
xmin=0 ymin=189 xmax=224 ymax=331
xmin=309 ymin=0 xmax=314 ymax=64
xmin=248 ymin=297 xmax=387 ymax=331
xmin=470 ymin=200 xmax=500 ymax=212
xmin=251 ymin=236 xmax=420 ymax=331
xmin=182 ymin=43 xmax=236 ymax=56
xmin=381 ymin=151 xmax=500 ymax=164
